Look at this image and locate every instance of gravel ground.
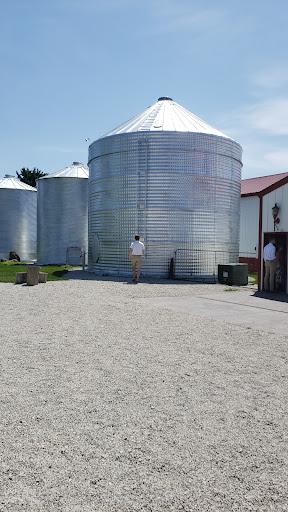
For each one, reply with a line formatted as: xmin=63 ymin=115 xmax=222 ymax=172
xmin=0 ymin=273 xmax=287 ymax=512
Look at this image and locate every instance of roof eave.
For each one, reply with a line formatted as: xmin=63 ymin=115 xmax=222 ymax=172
xmin=241 ymin=175 xmax=288 ymax=198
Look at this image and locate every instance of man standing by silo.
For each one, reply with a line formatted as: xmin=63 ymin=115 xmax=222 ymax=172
xmin=129 ymin=235 xmax=145 ymax=283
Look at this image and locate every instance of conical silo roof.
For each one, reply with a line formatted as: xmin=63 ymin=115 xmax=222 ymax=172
xmin=101 ymin=97 xmax=230 ymax=139
xmin=0 ymin=175 xmax=36 ymax=191
xmin=39 ymin=162 xmax=89 ymax=179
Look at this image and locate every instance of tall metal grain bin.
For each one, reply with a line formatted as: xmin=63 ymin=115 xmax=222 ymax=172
xmin=88 ymin=97 xmax=242 ymax=279
xmin=0 ymin=175 xmax=37 ymax=261
xmin=37 ymin=162 xmax=89 ymax=265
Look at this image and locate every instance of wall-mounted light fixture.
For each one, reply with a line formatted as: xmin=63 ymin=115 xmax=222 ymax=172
xmin=272 ymin=203 xmax=280 ymax=231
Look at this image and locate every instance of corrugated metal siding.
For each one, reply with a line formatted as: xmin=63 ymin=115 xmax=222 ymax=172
xmin=0 ymin=189 xmax=37 ymax=260
xmin=262 ymin=183 xmax=288 ymax=233
xmin=239 ymin=196 xmax=259 ymax=258
xmin=241 ymin=172 xmax=288 ymax=195
xmin=261 ymin=184 xmax=288 ymax=294
xmin=37 ymin=178 xmax=88 ymax=264
xmin=88 ymin=131 xmax=242 ymax=278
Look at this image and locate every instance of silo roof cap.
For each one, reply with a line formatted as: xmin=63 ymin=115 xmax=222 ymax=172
xmin=0 ymin=175 xmax=36 ymax=190
xmin=39 ymin=162 xmax=89 ymax=179
xmin=100 ymin=97 xmax=231 ymax=139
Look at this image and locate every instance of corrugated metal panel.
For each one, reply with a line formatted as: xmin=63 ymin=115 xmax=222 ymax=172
xmin=261 ymin=184 xmax=288 ymax=294
xmin=0 ymin=175 xmax=36 ymax=190
xmin=239 ymin=196 xmax=259 ymax=258
xmin=88 ymin=123 xmax=242 ymax=278
xmin=0 ymin=176 xmax=37 ymax=260
xmin=241 ymin=172 xmax=288 ymax=195
xmin=262 ymin=183 xmax=288 ymax=233
xmin=37 ymin=163 xmax=89 ymax=264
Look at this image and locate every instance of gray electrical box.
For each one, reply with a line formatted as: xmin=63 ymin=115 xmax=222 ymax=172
xmin=218 ymin=263 xmax=248 ymax=286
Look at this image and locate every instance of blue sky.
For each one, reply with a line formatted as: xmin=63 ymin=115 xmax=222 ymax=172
xmin=1 ymin=0 xmax=288 ymax=180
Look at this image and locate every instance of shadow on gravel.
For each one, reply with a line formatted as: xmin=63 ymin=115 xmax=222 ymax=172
xmin=253 ymin=290 xmax=288 ymax=303
xmin=67 ymin=269 xmax=215 ymax=286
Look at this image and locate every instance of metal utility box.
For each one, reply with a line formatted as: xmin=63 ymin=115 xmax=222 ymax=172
xmin=218 ymin=263 xmax=248 ymax=286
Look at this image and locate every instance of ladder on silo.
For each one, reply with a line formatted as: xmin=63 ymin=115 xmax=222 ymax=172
xmin=136 ymin=139 xmax=148 ymax=249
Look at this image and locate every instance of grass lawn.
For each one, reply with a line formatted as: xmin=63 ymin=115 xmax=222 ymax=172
xmin=248 ymin=272 xmax=258 ymax=285
xmin=0 ymin=261 xmax=73 ymax=283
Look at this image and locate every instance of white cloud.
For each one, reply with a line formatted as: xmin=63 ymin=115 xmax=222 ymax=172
xmin=35 ymin=146 xmax=87 ymax=154
xmin=264 ymin=150 xmax=288 ymax=168
xmin=220 ymin=98 xmax=288 ymax=137
xmin=154 ymin=8 xmax=227 ymax=34
xmin=240 ymin=141 xmax=288 ymax=179
xmin=207 ymin=64 xmax=288 ymax=177
xmin=251 ymin=67 xmax=288 ymax=89
xmin=62 ymin=0 xmax=134 ymax=12
xmin=139 ymin=0 xmax=242 ymax=38
xmin=241 ymin=98 xmax=288 ymax=135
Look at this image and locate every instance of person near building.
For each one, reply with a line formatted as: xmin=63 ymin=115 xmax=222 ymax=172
xmin=263 ymin=237 xmax=276 ymax=292
xmin=129 ymin=235 xmax=145 ymax=283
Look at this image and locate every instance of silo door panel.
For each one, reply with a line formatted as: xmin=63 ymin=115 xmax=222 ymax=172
xmin=66 ymin=246 xmax=82 ymax=265
xmin=91 ymin=233 xmax=101 ymax=263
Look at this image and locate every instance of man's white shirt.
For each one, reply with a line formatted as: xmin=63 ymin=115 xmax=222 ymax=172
xmin=263 ymin=243 xmax=276 ymax=261
xmin=130 ymin=241 xmax=145 ymax=255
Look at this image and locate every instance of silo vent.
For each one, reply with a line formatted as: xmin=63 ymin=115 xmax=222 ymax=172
xmin=158 ymin=97 xmax=173 ymax=101
xmin=4 ymin=174 xmax=15 ymax=178
xmin=72 ymin=162 xmax=81 ymax=165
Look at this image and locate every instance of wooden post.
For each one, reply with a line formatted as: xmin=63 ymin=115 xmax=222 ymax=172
xmin=39 ymin=272 xmax=48 ymax=283
xmin=27 ymin=265 xmax=40 ymax=286
xmin=15 ymin=272 xmax=27 ymax=284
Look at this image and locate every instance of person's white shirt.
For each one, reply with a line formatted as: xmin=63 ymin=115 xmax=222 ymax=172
xmin=263 ymin=242 xmax=276 ymax=261
xmin=130 ymin=240 xmax=145 ymax=255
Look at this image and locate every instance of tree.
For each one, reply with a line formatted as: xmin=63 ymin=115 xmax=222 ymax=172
xmin=16 ymin=167 xmax=48 ymax=188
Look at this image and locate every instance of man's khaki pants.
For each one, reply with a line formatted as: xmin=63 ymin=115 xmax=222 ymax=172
xmin=264 ymin=260 xmax=276 ymax=292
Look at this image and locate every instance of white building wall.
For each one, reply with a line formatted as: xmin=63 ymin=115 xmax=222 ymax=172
xmin=240 ymin=196 xmax=259 ymax=258
xmin=262 ymin=183 xmax=288 ymax=232
xmin=261 ymin=183 xmax=288 ymax=293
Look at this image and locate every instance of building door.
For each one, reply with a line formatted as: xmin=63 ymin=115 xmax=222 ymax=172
xmin=263 ymin=232 xmax=288 ymax=293
xmin=66 ymin=246 xmax=83 ymax=266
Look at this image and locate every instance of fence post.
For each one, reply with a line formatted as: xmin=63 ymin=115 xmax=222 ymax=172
xmin=27 ymin=265 xmax=40 ymax=286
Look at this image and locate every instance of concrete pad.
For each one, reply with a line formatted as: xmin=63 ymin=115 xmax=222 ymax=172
xmin=140 ymin=290 xmax=288 ymax=336
xmin=201 ymin=290 xmax=288 ymax=312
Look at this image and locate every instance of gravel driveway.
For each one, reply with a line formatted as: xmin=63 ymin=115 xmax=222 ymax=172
xmin=0 ymin=273 xmax=287 ymax=511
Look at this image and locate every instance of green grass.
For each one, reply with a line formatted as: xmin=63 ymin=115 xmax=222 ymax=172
xmin=0 ymin=261 xmax=73 ymax=283
xmin=248 ymin=272 xmax=258 ymax=285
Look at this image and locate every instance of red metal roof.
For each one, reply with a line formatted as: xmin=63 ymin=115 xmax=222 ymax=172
xmin=241 ymin=171 xmax=288 ymax=196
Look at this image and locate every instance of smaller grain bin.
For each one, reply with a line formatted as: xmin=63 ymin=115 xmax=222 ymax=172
xmin=0 ymin=175 xmax=37 ymax=261
xmin=37 ymin=162 xmax=89 ymax=265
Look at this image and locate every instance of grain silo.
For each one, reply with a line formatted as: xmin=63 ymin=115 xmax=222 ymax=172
xmin=88 ymin=97 xmax=242 ymax=279
xmin=37 ymin=162 xmax=89 ymax=265
xmin=0 ymin=175 xmax=37 ymax=261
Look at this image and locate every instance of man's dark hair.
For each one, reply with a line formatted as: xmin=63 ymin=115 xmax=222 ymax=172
xmin=135 ymin=235 xmax=140 ymax=240
xmin=269 ymin=236 xmax=276 ymax=243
